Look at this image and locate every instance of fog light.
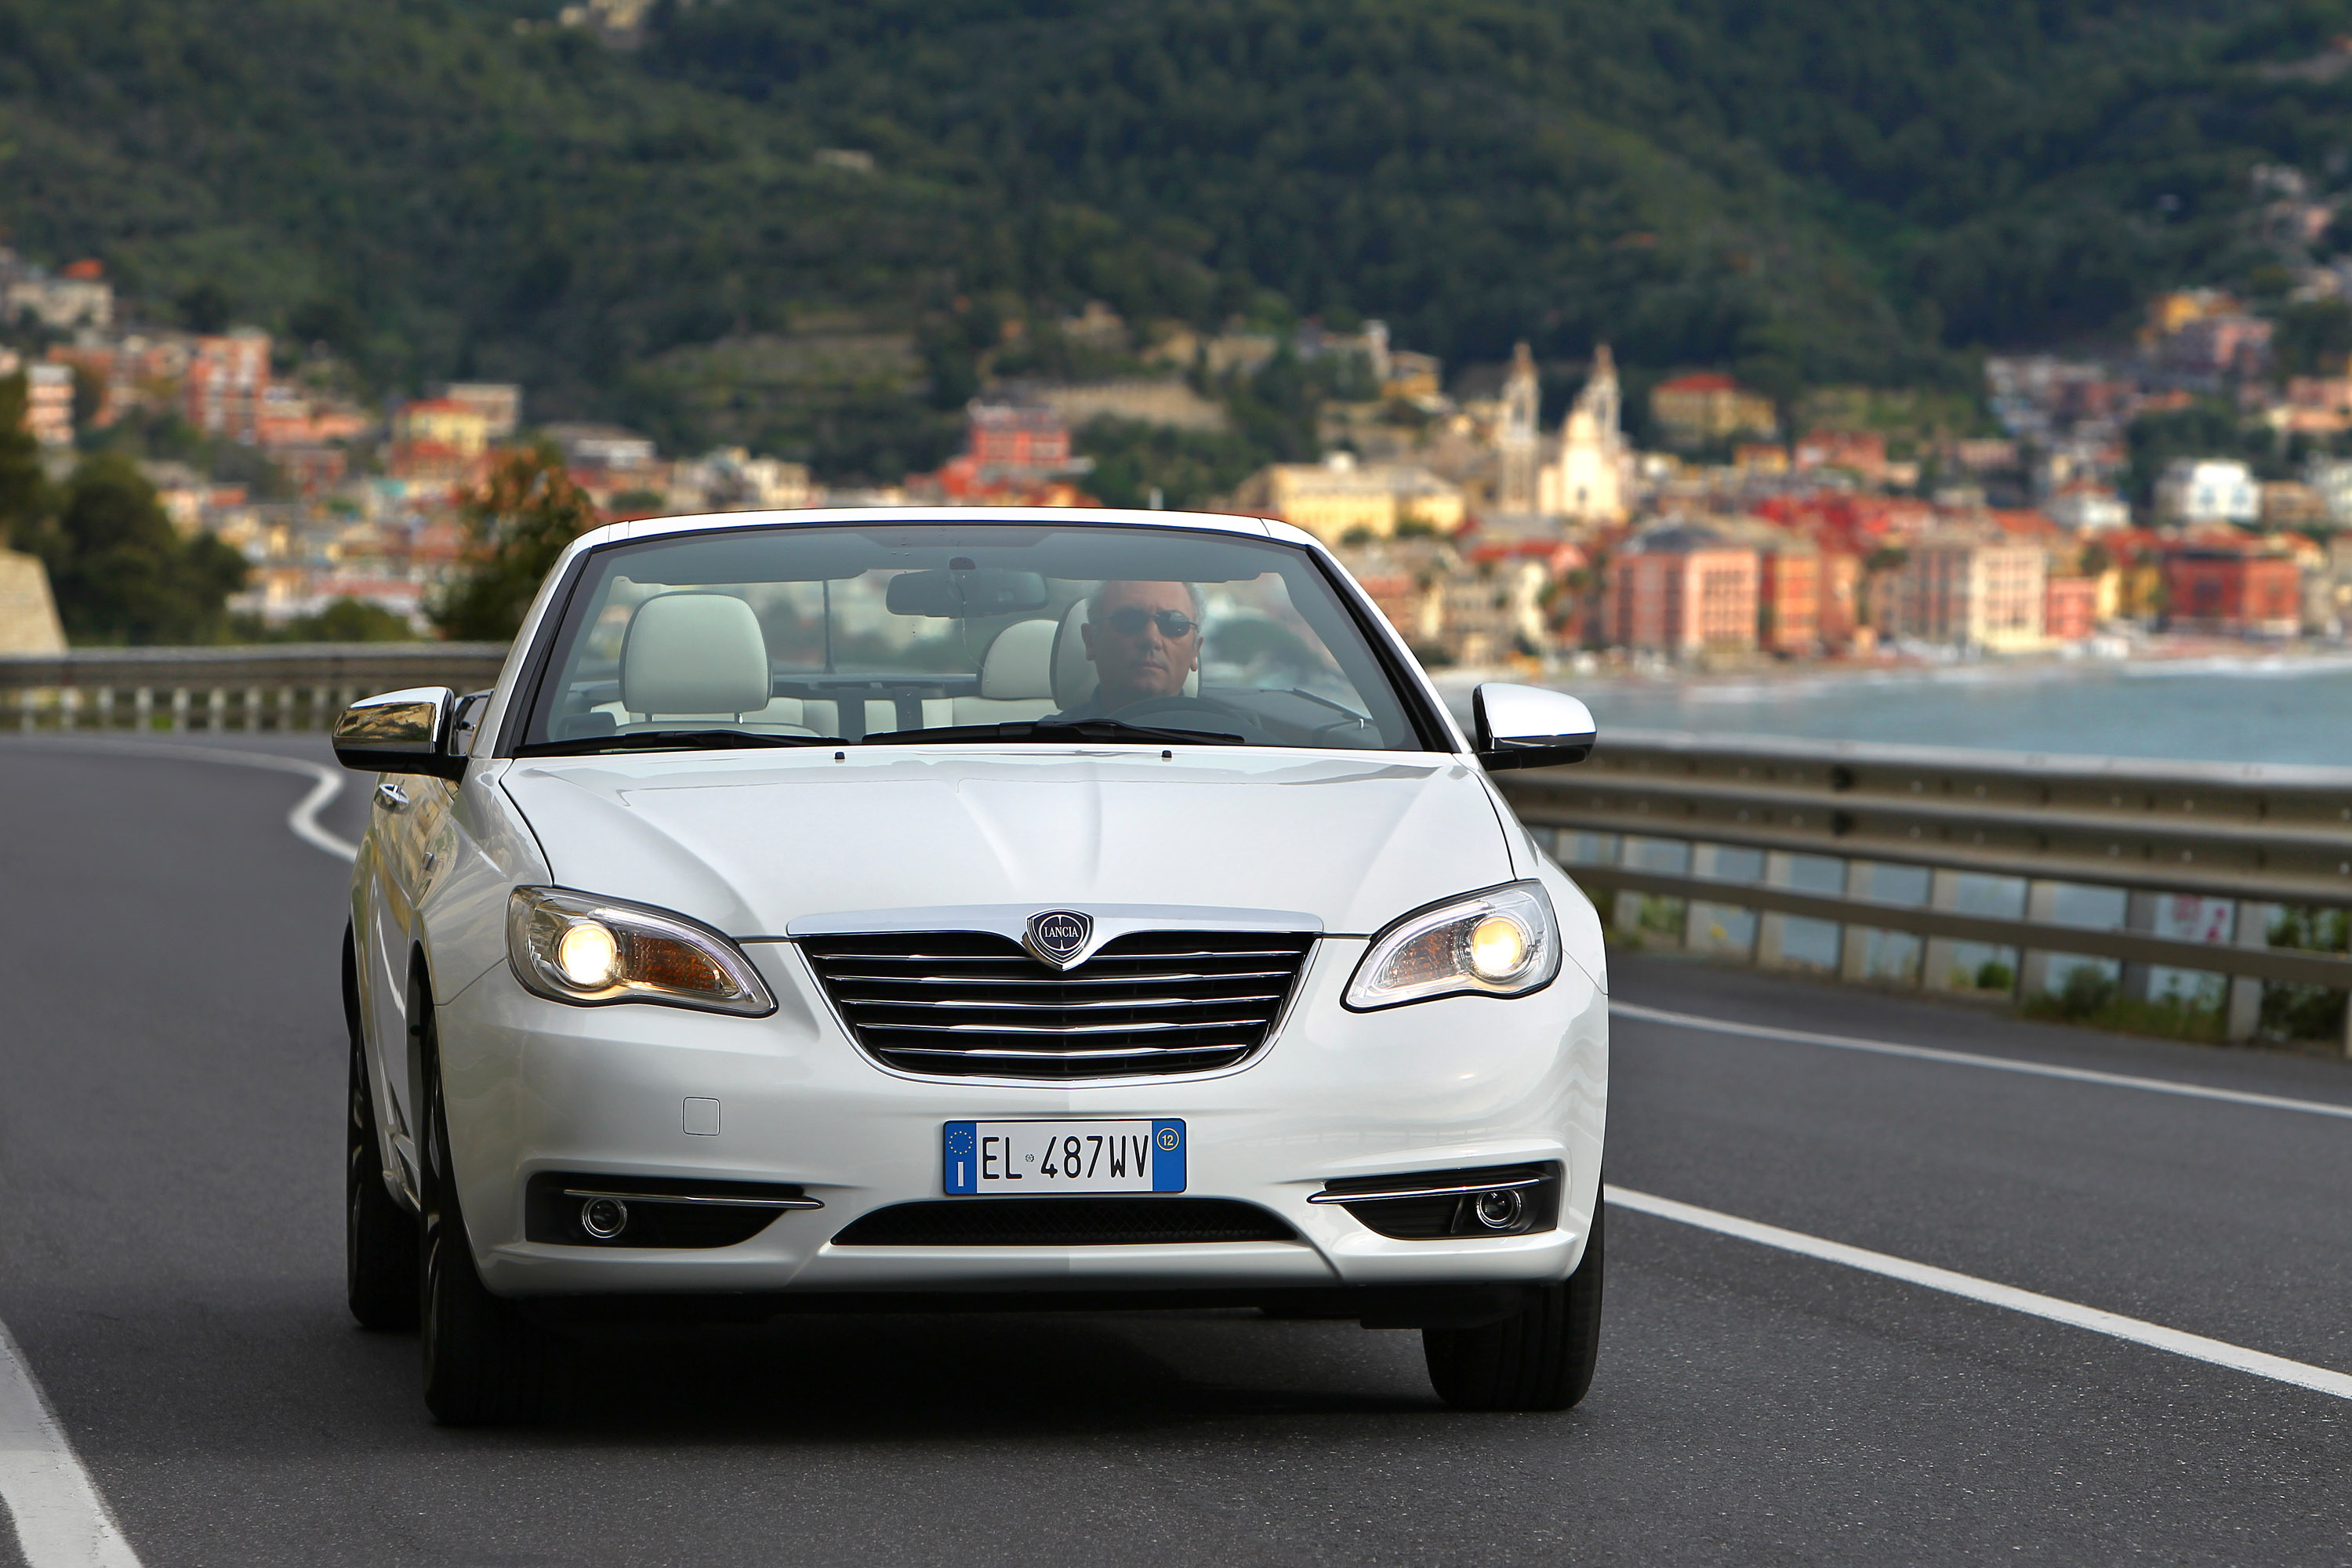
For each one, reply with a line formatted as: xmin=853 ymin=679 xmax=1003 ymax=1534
xmin=1471 ymin=1189 xmax=1526 ymax=1232
xmin=580 ymin=1196 xmax=630 ymax=1240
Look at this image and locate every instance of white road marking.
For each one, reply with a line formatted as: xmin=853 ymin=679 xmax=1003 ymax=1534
xmin=0 ymin=1317 xmax=142 ymax=1567
xmin=1611 ymin=1000 xmax=2352 ymax=1122
xmin=1608 ymin=1184 xmax=2352 ymax=1402
xmin=0 ymin=736 xmax=355 ymax=860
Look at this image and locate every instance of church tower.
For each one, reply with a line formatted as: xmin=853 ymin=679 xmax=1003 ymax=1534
xmin=1497 ymin=341 xmax=1541 ymax=514
xmin=1541 ymin=343 xmax=1628 ymax=524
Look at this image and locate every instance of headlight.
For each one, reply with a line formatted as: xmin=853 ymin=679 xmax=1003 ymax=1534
xmin=1343 ymin=881 xmax=1560 ymax=1011
xmin=506 ymin=887 xmax=775 ymax=1015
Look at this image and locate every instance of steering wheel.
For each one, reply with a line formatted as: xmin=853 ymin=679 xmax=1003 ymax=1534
xmin=1105 ymin=694 xmax=1267 ymax=742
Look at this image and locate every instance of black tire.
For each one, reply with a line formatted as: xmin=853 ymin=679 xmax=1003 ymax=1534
xmin=347 ymin=931 xmax=419 ymax=1330
xmin=1423 ymin=1199 xmax=1604 ymax=1412
xmin=414 ymin=964 xmax=557 ymax=1425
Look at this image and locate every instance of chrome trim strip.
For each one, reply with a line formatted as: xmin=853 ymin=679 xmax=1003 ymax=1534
xmin=1306 ymin=1175 xmax=1548 ymax=1205
xmin=826 ymin=968 xmax=1298 ymax=985
xmin=840 ymin=993 xmax=1286 ymax=1013
xmin=861 ymin=1014 xmax=1269 ymax=1036
xmin=815 ymin=949 xmax=1305 ymax=964
xmin=881 ymin=1041 xmax=1244 ymax=1061
xmin=558 ymin=1188 xmax=825 ymax=1210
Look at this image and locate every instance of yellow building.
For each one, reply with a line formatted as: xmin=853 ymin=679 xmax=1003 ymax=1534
xmin=393 ymin=397 xmax=492 ymax=457
xmin=1236 ymin=455 xmax=1465 ymax=543
xmin=1650 ymin=373 xmax=1777 ymax=448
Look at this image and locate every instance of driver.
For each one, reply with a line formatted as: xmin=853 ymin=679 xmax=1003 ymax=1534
xmin=1058 ymin=579 xmax=1203 ymax=718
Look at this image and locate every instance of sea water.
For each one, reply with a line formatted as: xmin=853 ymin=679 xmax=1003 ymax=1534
xmin=1550 ymin=656 xmax=2352 ymax=766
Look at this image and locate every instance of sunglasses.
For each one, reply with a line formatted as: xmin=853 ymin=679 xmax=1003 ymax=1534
xmin=1101 ymin=607 xmax=1198 ymax=638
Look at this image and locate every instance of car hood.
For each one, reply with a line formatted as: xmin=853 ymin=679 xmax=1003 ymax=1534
xmin=497 ymin=746 xmax=1515 ymax=938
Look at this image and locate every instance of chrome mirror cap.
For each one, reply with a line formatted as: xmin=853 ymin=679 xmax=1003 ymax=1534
xmin=332 ymin=686 xmax=466 ymax=778
xmin=1472 ymin=683 xmax=1596 ymax=771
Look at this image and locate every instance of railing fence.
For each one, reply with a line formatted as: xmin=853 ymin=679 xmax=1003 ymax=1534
xmin=1497 ymin=729 xmax=2352 ymax=1054
xmin=0 ymin=645 xmax=509 ymax=734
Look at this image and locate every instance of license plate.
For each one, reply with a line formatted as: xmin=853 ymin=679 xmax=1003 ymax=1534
xmin=942 ymin=1120 xmax=1185 ymax=1195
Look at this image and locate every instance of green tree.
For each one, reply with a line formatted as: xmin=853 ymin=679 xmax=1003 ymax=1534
xmin=0 ymin=375 xmax=51 ymax=550
xmin=2274 ymin=301 xmax=2352 ymax=379
xmin=34 ymin=452 xmax=246 ymax=644
xmin=431 ymin=444 xmax=601 ymax=641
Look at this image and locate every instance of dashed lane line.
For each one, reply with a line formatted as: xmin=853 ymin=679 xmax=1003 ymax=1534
xmin=0 ymin=736 xmax=354 ymax=860
xmin=0 ymin=1317 xmax=141 ymax=1568
xmin=1608 ymin=1184 xmax=2352 ymax=1403
xmin=1612 ymin=1000 xmax=2352 ymax=1122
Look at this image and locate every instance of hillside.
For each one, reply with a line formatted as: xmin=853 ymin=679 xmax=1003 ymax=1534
xmin=0 ymin=0 xmax=2343 ymax=477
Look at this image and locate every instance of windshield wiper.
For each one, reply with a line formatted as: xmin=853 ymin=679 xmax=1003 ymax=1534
xmin=866 ymin=719 xmax=1246 ymax=747
xmin=523 ymin=728 xmax=838 ymax=757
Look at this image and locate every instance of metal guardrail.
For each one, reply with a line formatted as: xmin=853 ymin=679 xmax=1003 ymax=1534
xmin=0 ymin=644 xmax=510 ymax=732
xmin=1497 ymin=729 xmax=2352 ymax=1050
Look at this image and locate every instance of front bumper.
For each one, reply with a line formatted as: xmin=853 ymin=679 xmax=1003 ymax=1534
xmin=431 ymin=938 xmax=1608 ymax=1300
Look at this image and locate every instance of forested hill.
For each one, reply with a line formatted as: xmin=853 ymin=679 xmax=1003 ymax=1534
xmin=0 ymin=0 xmax=2343 ymax=465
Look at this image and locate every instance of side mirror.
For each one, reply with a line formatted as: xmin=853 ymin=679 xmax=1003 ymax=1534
xmin=1472 ymin=682 xmax=1596 ymax=770
xmin=333 ymin=687 xmax=467 ymax=779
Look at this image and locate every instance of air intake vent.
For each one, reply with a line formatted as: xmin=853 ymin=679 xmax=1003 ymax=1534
xmin=831 ymin=1197 xmax=1298 ymax=1247
xmin=800 ymin=929 xmax=1314 ymax=1080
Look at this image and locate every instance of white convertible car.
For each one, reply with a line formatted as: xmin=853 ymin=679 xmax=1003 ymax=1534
xmin=334 ymin=507 xmax=1607 ymax=1424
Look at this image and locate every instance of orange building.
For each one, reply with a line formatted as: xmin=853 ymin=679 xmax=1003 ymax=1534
xmin=184 ymin=331 xmax=271 ymax=441
xmin=1757 ymin=543 xmax=1820 ymax=654
xmin=1603 ymin=525 xmax=1760 ymax=655
xmin=2044 ymin=575 xmax=2100 ymax=643
xmin=2161 ymin=544 xmax=2301 ymax=637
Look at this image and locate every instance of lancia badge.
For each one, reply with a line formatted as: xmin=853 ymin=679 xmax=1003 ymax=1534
xmin=1024 ymin=909 xmax=1094 ymax=968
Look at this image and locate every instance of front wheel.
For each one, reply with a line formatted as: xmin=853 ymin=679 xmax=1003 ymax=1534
xmin=415 ymin=964 xmax=557 ymax=1425
xmin=1423 ymin=1200 xmax=1604 ymax=1412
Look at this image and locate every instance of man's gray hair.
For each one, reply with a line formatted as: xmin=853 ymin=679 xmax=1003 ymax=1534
xmin=1087 ymin=580 xmax=1203 ymax=626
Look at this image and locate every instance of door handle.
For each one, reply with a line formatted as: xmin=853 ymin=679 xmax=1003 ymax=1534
xmin=374 ymin=781 xmax=410 ymax=811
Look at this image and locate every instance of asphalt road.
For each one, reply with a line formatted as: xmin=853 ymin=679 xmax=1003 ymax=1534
xmin=4 ymin=734 xmax=2352 ymax=1566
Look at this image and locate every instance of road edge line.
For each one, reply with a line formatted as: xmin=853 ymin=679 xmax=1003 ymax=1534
xmin=0 ymin=736 xmax=355 ymax=862
xmin=1610 ymin=1000 xmax=2352 ymax=1121
xmin=0 ymin=1316 xmax=143 ymax=1568
xmin=1605 ymin=1184 xmax=2352 ymax=1402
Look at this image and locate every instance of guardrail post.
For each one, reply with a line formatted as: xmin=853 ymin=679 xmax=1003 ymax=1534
xmin=1840 ymin=862 xmax=1929 ymax=986
xmin=2227 ymin=902 xmax=2269 ymax=1044
xmin=169 ymin=687 xmax=189 ymax=731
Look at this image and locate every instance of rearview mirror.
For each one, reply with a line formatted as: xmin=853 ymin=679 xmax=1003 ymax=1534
xmin=885 ymin=567 xmax=1051 ymax=619
xmin=333 ymin=686 xmax=467 ymax=779
xmin=1472 ymin=683 xmax=1596 ymax=770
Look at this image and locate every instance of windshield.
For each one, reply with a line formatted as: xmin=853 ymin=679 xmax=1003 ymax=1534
xmin=515 ymin=521 xmax=1438 ymax=754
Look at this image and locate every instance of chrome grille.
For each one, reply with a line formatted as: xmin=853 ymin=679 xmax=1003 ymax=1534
xmin=800 ymin=930 xmax=1315 ymax=1080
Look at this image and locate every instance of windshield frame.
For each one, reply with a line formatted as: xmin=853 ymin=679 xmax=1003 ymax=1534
xmin=494 ymin=517 xmax=1455 ymax=759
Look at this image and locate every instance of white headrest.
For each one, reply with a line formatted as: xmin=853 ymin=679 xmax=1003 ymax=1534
xmin=1048 ymin=594 xmax=1200 ymax=711
xmin=621 ymin=593 xmax=771 ymax=717
xmin=978 ymin=619 xmax=1058 ymax=700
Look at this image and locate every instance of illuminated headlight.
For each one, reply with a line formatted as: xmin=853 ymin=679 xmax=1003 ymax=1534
xmin=1343 ymin=881 xmax=1560 ymax=1011
xmin=505 ymin=887 xmax=775 ymax=1015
